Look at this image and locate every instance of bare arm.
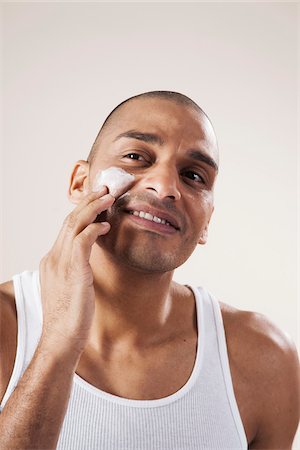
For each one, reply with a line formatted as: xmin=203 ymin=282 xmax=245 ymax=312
xmin=223 ymin=302 xmax=300 ymax=449
xmin=0 ymin=339 xmax=80 ymax=450
xmin=0 ymin=187 xmax=115 ymax=450
xmin=248 ymin=317 xmax=300 ymax=449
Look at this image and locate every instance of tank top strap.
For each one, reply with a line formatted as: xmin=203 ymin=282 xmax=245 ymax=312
xmin=192 ymin=285 xmax=247 ymax=448
xmin=0 ymin=270 xmax=42 ymax=410
xmin=21 ymin=270 xmax=43 ymax=365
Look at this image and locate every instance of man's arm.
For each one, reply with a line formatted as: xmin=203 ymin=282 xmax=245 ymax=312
xmin=0 ymin=335 xmax=80 ymax=450
xmin=248 ymin=315 xmax=300 ymax=449
xmin=0 ymin=188 xmax=115 ymax=449
xmin=223 ymin=302 xmax=300 ymax=449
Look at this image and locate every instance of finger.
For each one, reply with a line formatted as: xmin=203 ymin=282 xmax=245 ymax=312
xmin=51 ymin=188 xmax=113 ymax=257
xmin=56 ymin=194 xmax=114 ymax=269
xmin=71 ymin=186 xmax=109 ymax=216
xmin=68 ymin=193 xmax=115 ymax=238
xmin=71 ymin=221 xmax=111 ymax=266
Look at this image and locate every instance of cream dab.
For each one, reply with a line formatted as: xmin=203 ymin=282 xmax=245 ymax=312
xmin=93 ymin=166 xmax=135 ymax=197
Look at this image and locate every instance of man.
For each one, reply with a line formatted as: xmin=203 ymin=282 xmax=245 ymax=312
xmin=0 ymin=91 xmax=299 ymax=449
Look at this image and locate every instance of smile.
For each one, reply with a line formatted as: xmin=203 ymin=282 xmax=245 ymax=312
xmin=128 ymin=210 xmax=172 ymax=226
xmin=123 ymin=204 xmax=181 ymax=231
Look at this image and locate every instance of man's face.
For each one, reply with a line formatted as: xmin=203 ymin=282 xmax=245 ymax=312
xmin=88 ymin=98 xmax=219 ymax=273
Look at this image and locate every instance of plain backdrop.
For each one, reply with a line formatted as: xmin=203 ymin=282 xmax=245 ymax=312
xmin=1 ymin=2 xmax=299 ymax=445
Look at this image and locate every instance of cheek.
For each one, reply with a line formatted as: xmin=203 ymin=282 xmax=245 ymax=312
xmin=187 ymin=191 xmax=213 ymax=218
xmin=88 ymin=154 xmax=117 ymax=184
xmin=185 ymin=193 xmax=214 ymax=232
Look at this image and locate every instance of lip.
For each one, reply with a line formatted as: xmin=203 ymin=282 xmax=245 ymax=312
xmin=124 ymin=212 xmax=178 ymax=235
xmin=123 ymin=204 xmax=181 ymax=230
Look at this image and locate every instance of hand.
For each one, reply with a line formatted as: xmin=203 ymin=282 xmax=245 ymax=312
xmin=39 ymin=186 xmax=115 ymax=354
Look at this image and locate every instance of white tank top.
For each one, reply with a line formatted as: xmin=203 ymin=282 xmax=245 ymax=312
xmin=1 ymin=270 xmax=248 ymax=449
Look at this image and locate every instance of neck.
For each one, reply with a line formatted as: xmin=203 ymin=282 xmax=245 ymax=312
xmin=88 ymin=245 xmax=177 ymax=352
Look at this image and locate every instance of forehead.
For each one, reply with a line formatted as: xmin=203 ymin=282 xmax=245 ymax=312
xmin=100 ymin=98 xmax=219 ymax=163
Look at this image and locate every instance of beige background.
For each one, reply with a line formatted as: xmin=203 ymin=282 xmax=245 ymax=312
xmin=1 ymin=2 xmax=299 ymax=446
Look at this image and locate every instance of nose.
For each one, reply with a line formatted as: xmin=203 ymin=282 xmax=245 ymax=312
xmin=139 ymin=164 xmax=181 ymax=201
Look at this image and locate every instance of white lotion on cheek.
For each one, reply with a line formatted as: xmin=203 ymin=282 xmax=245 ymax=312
xmin=92 ymin=166 xmax=135 ymax=197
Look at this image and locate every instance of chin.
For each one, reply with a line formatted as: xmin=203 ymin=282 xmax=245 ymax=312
xmin=117 ymin=245 xmax=193 ymax=274
xmin=96 ymin=223 xmax=197 ymax=273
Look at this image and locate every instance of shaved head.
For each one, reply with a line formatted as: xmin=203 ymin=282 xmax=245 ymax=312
xmin=87 ymin=91 xmax=218 ymax=166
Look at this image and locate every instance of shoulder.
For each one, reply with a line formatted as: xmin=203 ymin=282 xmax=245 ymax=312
xmin=219 ymin=300 xmax=297 ymax=355
xmin=220 ymin=300 xmax=300 ymax=448
xmin=0 ymin=280 xmax=17 ymax=404
xmin=0 ymin=280 xmax=16 ymax=324
xmin=0 ymin=280 xmax=16 ymax=332
xmin=219 ymin=300 xmax=299 ymax=375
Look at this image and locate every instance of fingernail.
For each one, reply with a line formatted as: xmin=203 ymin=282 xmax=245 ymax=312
xmin=92 ymin=183 xmax=107 ymax=193
xmin=101 ymin=221 xmax=111 ymax=229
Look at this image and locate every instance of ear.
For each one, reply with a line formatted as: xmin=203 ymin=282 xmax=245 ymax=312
xmin=67 ymin=160 xmax=90 ymax=205
xmin=198 ymin=227 xmax=208 ymax=245
xmin=198 ymin=206 xmax=214 ymax=245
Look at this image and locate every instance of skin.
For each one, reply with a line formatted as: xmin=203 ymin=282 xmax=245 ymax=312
xmin=0 ymin=98 xmax=299 ymax=449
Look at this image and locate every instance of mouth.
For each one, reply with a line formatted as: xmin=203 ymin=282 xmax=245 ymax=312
xmin=124 ymin=207 xmax=180 ymax=232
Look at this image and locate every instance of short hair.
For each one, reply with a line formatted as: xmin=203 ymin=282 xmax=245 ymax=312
xmin=87 ymin=90 xmax=210 ymax=165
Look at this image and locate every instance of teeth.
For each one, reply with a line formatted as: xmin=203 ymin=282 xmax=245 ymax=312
xmin=144 ymin=212 xmax=153 ymax=221
xmin=129 ymin=210 xmax=171 ymax=226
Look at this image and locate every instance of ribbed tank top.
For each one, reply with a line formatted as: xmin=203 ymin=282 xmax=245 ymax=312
xmin=1 ymin=270 xmax=248 ymax=450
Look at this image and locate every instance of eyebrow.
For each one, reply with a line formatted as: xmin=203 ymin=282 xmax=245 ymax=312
xmin=186 ymin=149 xmax=219 ymax=173
xmin=114 ymin=129 xmax=218 ymax=172
xmin=114 ymin=130 xmax=165 ymax=146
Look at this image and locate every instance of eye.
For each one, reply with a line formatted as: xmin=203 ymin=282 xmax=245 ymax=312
xmin=182 ymin=170 xmax=206 ymax=185
xmin=123 ymin=153 xmax=145 ymax=161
